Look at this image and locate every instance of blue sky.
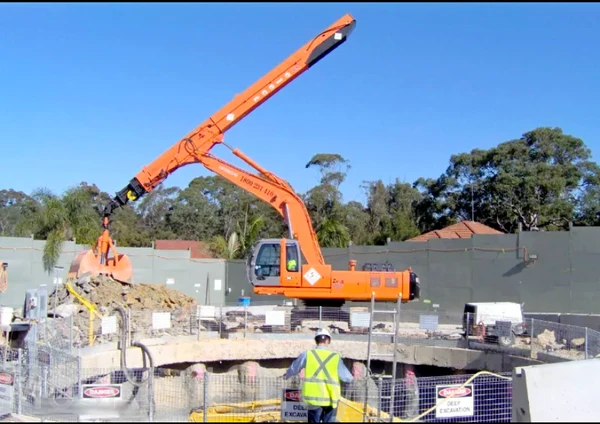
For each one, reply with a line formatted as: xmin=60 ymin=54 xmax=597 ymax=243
xmin=1 ymin=2 xmax=599 ymax=205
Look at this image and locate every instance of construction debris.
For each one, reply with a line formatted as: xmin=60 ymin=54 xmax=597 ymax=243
xmin=47 ymin=275 xmax=198 ymax=346
xmin=534 ymin=329 xmax=565 ymax=352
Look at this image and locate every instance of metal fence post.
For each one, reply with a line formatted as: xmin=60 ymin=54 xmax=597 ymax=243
xmin=197 ymin=310 xmax=201 ymax=341
xmin=377 ymin=376 xmax=382 ymax=422
xmin=148 ymin=368 xmax=154 ymax=422
xmin=530 ymin=319 xmax=535 ymax=359
xmin=127 ymin=309 xmax=132 ymax=347
xmin=41 ymin=365 xmax=48 ymax=398
xmin=244 ymin=305 xmax=248 ymax=338
xmin=69 ymin=314 xmax=73 ymax=354
xmin=77 ymin=354 xmax=82 ymax=400
xmin=16 ymin=348 xmax=22 ymax=415
xmin=319 ymin=306 xmax=322 ymax=329
xmin=203 ymin=373 xmax=209 ymax=423
xmin=465 ymin=312 xmax=470 ymax=349
xmin=219 ymin=305 xmax=223 ymax=339
xmin=585 ymin=327 xmax=589 ymax=359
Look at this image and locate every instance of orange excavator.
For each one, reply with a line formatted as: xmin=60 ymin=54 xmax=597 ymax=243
xmin=68 ymin=13 xmax=421 ymax=307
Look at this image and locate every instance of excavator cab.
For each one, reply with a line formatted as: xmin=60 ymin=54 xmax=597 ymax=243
xmin=247 ymin=239 xmax=301 ymax=287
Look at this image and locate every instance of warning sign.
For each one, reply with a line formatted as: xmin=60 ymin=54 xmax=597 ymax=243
xmin=0 ymin=371 xmax=14 ymax=413
xmin=281 ymin=389 xmax=307 ymax=421
xmin=435 ymin=384 xmax=474 ymax=418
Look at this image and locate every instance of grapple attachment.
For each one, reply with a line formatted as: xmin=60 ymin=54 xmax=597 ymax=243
xmin=68 ymin=249 xmax=133 ymax=284
xmin=67 ymin=217 xmax=134 ymax=284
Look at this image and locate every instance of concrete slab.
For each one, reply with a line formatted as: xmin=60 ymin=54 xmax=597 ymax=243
xmin=79 ymin=337 xmax=540 ymax=374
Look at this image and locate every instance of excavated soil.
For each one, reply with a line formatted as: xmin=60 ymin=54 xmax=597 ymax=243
xmin=47 ymin=275 xmax=199 ymax=346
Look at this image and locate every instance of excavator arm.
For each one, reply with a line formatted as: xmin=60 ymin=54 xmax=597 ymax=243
xmin=104 ymin=14 xmax=356 ymax=217
xmin=194 ymin=141 xmax=325 ymax=266
xmin=71 ymin=14 xmax=355 ymax=284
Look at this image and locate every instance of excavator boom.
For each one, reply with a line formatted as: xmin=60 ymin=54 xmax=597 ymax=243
xmin=70 ymin=14 xmax=355 ymax=284
xmin=106 ymin=13 xmax=356 ymax=216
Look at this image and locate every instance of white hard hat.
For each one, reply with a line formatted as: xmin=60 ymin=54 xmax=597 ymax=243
xmin=315 ymin=328 xmax=331 ymax=338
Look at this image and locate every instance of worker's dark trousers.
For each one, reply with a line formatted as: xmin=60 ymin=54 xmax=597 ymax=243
xmin=307 ymin=406 xmax=337 ymax=422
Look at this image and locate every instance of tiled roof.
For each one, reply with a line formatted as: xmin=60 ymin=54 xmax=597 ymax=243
xmin=407 ymin=221 xmax=503 ymax=242
xmin=154 ymin=240 xmax=215 ymax=259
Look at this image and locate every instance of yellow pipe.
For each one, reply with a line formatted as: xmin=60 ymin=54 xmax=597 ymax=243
xmin=65 ymin=281 xmax=103 ymax=346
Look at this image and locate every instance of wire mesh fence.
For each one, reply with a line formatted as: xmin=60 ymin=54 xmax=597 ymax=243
xmin=587 ymin=327 xmax=600 ymax=358
xmin=42 ymin=306 xmax=467 ymax=348
xmin=32 ymin=306 xmax=600 ymax=366
xmin=188 ymin=372 xmax=512 ymax=422
xmin=528 ymin=319 xmax=590 ymax=361
xmin=0 ymin=332 xmax=515 ymax=423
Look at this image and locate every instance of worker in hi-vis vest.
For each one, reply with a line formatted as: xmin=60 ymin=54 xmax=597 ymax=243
xmin=284 ymin=328 xmax=354 ymax=422
xmin=286 ymin=258 xmax=297 ymax=271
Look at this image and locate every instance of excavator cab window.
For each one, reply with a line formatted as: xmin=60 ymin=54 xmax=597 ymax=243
xmin=286 ymin=243 xmax=299 ymax=272
xmin=254 ymin=243 xmax=280 ymax=278
xmin=247 ymin=239 xmax=302 ymax=287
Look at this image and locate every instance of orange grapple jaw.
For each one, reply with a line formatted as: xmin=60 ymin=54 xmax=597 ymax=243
xmin=68 ymin=250 xmax=133 ymax=284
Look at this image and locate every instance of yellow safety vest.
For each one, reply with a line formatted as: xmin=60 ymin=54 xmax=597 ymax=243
xmin=287 ymin=259 xmax=297 ymax=271
xmin=302 ymin=349 xmax=341 ymax=408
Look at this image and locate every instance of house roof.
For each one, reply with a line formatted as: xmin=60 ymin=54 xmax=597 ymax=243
xmin=407 ymin=221 xmax=503 ymax=242
xmin=154 ymin=240 xmax=215 ymax=259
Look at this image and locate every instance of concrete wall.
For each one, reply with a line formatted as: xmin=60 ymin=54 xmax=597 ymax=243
xmin=316 ymin=227 xmax=600 ymax=314
xmin=4 ymin=225 xmax=600 ymax=314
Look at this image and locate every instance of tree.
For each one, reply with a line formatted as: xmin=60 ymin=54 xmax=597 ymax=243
xmin=362 ymin=179 xmax=421 ymax=244
xmin=4 ymin=126 xmax=600 ymax=257
xmin=387 ymin=179 xmax=421 ymax=241
xmin=304 ymin=154 xmax=351 ymax=248
xmin=440 ymin=127 xmax=599 ymax=232
xmin=136 ymin=184 xmax=180 ymax=239
xmin=208 ymin=232 xmax=239 ymax=259
xmin=17 ymin=185 xmax=101 ymax=273
xmin=0 ymin=189 xmax=33 ymax=236
xmin=340 ymin=201 xmax=371 ymax=245
xmin=167 ymin=178 xmax=221 ymax=241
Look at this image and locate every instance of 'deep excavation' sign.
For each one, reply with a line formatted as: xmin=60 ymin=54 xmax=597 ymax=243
xmin=435 ymin=384 xmax=474 ymax=418
xmin=281 ymin=389 xmax=307 ymax=421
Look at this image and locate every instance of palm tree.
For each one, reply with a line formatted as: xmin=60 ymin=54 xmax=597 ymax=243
xmin=209 ymin=214 xmax=266 ymax=260
xmin=208 ymin=232 xmax=240 ymax=259
xmin=316 ymin=216 xmax=350 ymax=248
xmin=236 ymin=214 xmax=265 ymax=258
xmin=17 ymin=186 xmax=101 ymax=273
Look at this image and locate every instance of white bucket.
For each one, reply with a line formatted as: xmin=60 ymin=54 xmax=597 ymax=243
xmin=0 ymin=307 xmax=13 ymax=326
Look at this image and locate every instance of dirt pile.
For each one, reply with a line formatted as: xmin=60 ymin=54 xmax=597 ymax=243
xmin=47 ymin=275 xmax=199 ymax=346
xmin=49 ymin=274 xmax=197 ymax=312
xmin=534 ymin=329 xmax=565 ymax=352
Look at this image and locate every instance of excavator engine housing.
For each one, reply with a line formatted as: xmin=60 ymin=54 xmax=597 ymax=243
xmin=248 ymin=239 xmax=420 ymax=304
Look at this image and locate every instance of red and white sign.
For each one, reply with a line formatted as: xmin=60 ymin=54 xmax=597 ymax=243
xmin=0 ymin=370 xmax=14 ymax=411
xmin=438 ymin=386 xmax=472 ymax=398
xmin=284 ymin=390 xmax=301 ymax=402
xmin=435 ymin=384 xmax=474 ymax=418
xmin=281 ymin=389 xmax=307 ymax=421
xmin=82 ymin=385 xmax=121 ymax=399
xmin=0 ymin=373 xmax=14 ymax=386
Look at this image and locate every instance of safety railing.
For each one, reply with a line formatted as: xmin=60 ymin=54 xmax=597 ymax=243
xmin=32 ymin=304 xmax=600 ymax=367
xmin=41 ymin=306 xmax=466 ymax=348
xmin=464 ymin=313 xmax=600 ymax=362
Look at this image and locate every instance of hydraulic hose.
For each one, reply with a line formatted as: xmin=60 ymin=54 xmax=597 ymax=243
xmin=113 ymin=306 xmax=156 ymax=421
xmin=113 ymin=306 xmax=154 ymax=387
